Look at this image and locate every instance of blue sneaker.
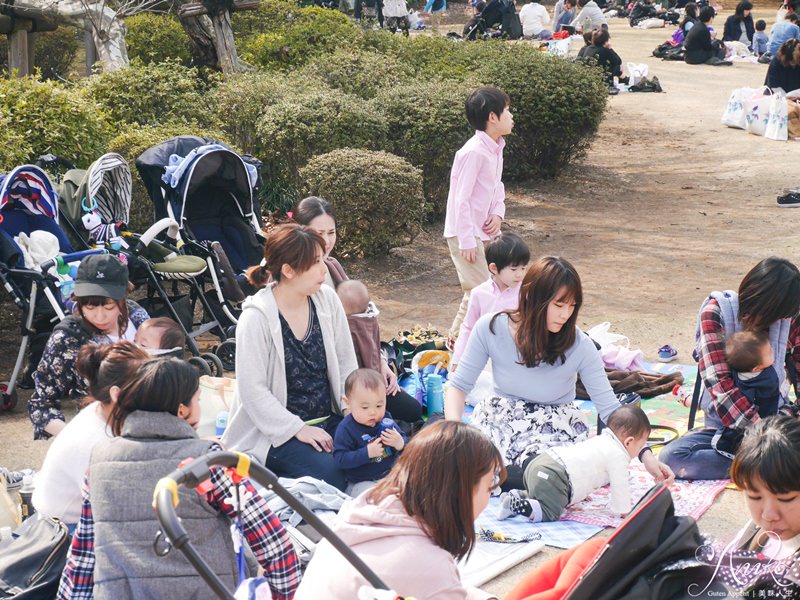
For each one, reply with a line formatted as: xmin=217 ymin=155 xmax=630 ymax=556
xmin=658 ymin=345 xmax=678 ymax=363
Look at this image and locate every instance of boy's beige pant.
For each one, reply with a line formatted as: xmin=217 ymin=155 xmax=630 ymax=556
xmin=446 ymin=236 xmax=489 ymax=340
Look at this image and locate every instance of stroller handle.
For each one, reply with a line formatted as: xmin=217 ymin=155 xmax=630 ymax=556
xmin=153 ymin=451 xmax=395 ymax=599
xmin=137 ymin=218 xmax=180 ymax=254
xmin=39 ymin=249 xmax=108 ymax=273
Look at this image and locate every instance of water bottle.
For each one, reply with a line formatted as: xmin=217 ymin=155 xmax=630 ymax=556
xmin=215 ymin=411 xmax=229 ymax=437
xmin=18 ymin=475 xmax=34 ymax=522
xmin=426 ymin=374 xmax=444 ymax=415
xmin=378 ymin=418 xmax=396 ymax=457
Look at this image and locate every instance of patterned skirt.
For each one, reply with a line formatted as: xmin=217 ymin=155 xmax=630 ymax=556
xmin=471 ymin=396 xmax=590 ymax=467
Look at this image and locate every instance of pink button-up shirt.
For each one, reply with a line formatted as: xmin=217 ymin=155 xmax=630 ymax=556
xmin=443 ymin=131 xmax=506 ymax=250
xmin=452 ymin=277 xmax=520 ymax=365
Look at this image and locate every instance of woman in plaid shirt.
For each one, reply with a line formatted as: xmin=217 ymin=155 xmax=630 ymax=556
xmin=57 ymin=358 xmax=300 ymax=600
xmin=659 ymin=258 xmax=800 ymax=481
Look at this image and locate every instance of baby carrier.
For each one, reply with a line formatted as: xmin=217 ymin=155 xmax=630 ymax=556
xmin=0 ymin=164 xmax=104 ymax=410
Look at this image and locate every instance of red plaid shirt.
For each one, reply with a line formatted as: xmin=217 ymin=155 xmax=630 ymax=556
xmin=698 ymin=299 xmax=800 ymax=429
xmin=57 ymin=453 xmax=300 ymax=600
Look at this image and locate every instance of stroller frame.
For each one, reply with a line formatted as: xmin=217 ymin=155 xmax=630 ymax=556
xmin=154 ymin=451 xmax=394 ymax=600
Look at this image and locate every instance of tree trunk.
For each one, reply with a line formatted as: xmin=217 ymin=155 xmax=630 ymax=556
xmin=177 ymin=0 xmax=256 ymax=75
xmin=177 ymin=9 xmax=219 ymax=70
xmin=210 ymin=10 xmax=245 ymax=74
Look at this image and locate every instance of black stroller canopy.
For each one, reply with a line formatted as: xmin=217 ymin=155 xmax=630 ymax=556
xmin=135 ymin=136 xmax=256 ymax=225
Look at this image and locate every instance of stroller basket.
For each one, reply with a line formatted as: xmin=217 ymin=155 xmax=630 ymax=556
xmin=153 ymin=451 xmax=392 ymax=600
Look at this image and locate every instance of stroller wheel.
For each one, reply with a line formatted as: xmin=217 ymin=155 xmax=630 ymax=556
xmin=225 ymin=326 xmax=236 ymax=339
xmin=1 ymin=382 xmax=17 ymax=412
xmin=188 ymin=356 xmax=213 ymax=377
xmin=200 ymin=352 xmax=225 ymax=378
xmin=215 ymin=340 xmax=236 ymax=373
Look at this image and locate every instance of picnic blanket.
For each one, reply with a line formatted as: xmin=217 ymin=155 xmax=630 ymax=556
xmin=561 ymin=462 xmax=729 ymax=528
xmin=458 ymin=538 xmax=545 ymax=587
xmin=476 ymin=497 xmax=603 ymax=549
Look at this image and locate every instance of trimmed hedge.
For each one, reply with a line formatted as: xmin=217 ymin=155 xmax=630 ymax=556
xmin=255 ymin=86 xmax=388 ymax=185
xmin=301 ymin=48 xmax=414 ymax=100
xmin=0 ymin=114 xmax=33 ymax=172
xmin=211 ymin=71 xmax=326 ymax=154
xmin=0 ymin=76 xmax=109 ymax=168
xmin=301 ymin=148 xmax=424 ymax=257
xmin=468 ymin=43 xmax=608 ymax=179
xmin=373 ymin=78 xmax=475 ymax=217
xmin=84 ymin=60 xmax=216 ymax=130
xmin=124 ymin=13 xmax=192 ymax=64
xmin=236 ymin=2 xmax=359 ymax=70
xmin=107 ymin=122 xmax=235 ymax=232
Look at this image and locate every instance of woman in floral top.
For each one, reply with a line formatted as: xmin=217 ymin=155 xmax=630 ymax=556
xmin=28 ymin=254 xmax=148 ymax=440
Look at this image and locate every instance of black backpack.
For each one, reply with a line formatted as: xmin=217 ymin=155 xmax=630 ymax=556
xmin=564 ymin=484 xmax=728 ymax=599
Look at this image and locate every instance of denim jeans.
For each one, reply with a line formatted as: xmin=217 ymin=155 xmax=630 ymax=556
xmin=658 ymin=429 xmax=732 ymax=480
xmin=265 ymin=417 xmax=347 ymax=491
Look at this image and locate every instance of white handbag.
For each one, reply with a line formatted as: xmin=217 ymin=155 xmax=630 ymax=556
xmin=722 ymin=86 xmax=761 ymax=129
xmin=743 ymin=87 xmax=772 ymax=136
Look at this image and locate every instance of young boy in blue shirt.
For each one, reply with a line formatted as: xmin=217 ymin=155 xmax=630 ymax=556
xmin=333 ymin=368 xmax=407 ymax=497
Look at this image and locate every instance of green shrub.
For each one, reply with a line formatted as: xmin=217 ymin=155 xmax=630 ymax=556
xmin=469 ymin=43 xmax=608 ymax=180
xmin=0 ymin=76 xmax=109 ymax=167
xmin=255 ymin=86 xmax=388 ymax=185
xmin=0 ymin=28 xmax=80 ymax=79
xmin=301 ymin=48 xmax=413 ymax=100
xmin=236 ymin=3 xmax=359 ymax=70
xmin=393 ymin=35 xmax=472 ymax=82
xmin=211 ymin=70 xmax=326 ymax=154
xmin=0 ymin=114 xmax=33 ymax=172
xmin=84 ymin=59 xmax=216 ymax=130
xmin=107 ymin=122 xmax=235 ymax=232
xmin=124 ymin=13 xmax=192 ymax=64
xmin=300 ymin=148 xmax=423 ymax=257
xmin=374 ymin=79 xmax=474 ymax=217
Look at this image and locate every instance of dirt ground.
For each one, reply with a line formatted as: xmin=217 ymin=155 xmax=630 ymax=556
xmin=0 ymin=9 xmax=796 ymax=596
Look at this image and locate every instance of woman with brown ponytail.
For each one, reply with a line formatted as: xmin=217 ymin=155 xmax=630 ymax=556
xmin=32 ymin=341 xmax=148 ymax=530
xmin=222 ymin=224 xmax=358 ymax=490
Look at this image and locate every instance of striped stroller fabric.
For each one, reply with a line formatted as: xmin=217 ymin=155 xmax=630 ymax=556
xmin=0 ymin=165 xmax=58 ymax=219
xmin=86 ymin=153 xmax=131 ymax=225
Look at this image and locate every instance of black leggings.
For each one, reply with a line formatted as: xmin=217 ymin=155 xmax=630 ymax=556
xmin=386 ymin=389 xmax=423 ymax=423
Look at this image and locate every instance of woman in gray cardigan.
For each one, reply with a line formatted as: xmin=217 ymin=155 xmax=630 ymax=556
xmin=222 ymin=224 xmax=358 ymax=490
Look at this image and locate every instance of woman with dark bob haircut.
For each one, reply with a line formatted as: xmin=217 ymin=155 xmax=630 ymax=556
xmin=660 ymin=257 xmax=800 ymax=480
xmin=444 ymin=256 xmax=673 ymax=488
xmin=222 ymin=223 xmax=358 ymax=490
xmin=717 ymin=415 xmax=800 ymax=594
xmin=766 ymin=38 xmax=800 ymax=93
xmin=296 ymin=421 xmax=505 ymax=598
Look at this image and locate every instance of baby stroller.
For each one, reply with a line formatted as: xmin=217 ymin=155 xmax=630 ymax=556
xmin=0 ymin=164 xmax=105 ymax=410
xmin=135 ymin=137 xmax=266 ymax=371
xmin=466 ymin=0 xmax=522 ymax=39
xmin=48 ymin=153 xmax=228 ymax=376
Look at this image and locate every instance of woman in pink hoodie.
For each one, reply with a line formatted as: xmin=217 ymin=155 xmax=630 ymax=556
xmin=295 ymin=421 xmax=505 ymax=599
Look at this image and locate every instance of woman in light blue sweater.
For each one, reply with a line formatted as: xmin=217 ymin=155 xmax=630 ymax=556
xmin=445 ymin=256 xmax=673 ymax=485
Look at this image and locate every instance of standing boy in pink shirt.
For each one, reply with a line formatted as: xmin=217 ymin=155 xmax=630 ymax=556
xmin=444 ymin=86 xmax=514 ymax=342
xmin=451 ymin=232 xmax=530 ymax=367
